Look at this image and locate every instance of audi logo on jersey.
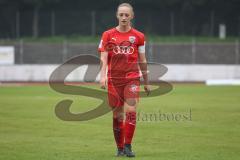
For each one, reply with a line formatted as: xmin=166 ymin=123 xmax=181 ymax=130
xmin=113 ymin=46 xmax=134 ymax=55
xmin=104 ymin=40 xmax=135 ymax=55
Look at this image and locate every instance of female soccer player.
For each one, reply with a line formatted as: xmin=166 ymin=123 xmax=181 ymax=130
xmin=98 ymin=3 xmax=150 ymax=157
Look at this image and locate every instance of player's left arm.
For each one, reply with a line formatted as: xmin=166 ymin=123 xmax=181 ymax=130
xmin=138 ymin=43 xmax=150 ymax=95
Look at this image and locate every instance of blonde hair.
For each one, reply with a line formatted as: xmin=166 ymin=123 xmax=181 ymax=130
xmin=117 ymin=3 xmax=134 ymax=16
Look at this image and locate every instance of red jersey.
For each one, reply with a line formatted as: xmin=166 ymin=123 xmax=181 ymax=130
xmin=98 ymin=27 xmax=145 ymax=81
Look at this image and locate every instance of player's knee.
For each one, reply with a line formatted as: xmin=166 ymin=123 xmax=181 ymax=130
xmin=125 ymin=104 xmax=136 ymax=113
xmin=125 ymin=98 xmax=137 ymax=106
xmin=112 ymin=107 xmax=124 ymax=120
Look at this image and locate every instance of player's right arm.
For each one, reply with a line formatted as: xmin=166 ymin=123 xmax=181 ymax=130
xmin=100 ymin=51 xmax=108 ymax=89
xmin=98 ymin=31 xmax=109 ymax=89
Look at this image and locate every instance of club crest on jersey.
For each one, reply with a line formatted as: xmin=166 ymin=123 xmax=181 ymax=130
xmin=129 ymin=36 xmax=136 ymax=44
xmin=130 ymin=84 xmax=138 ymax=93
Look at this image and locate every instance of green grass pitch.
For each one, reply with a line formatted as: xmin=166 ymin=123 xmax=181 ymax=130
xmin=0 ymin=84 xmax=240 ymax=160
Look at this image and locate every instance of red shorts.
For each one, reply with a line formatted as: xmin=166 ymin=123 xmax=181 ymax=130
xmin=107 ymin=78 xmax=140 ymax=107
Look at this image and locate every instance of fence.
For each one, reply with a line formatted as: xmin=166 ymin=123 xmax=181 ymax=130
xmin=0 ymin=10 xmax=240 ymax=38
xmin=0 ymin=41 xmax=239 ymax=65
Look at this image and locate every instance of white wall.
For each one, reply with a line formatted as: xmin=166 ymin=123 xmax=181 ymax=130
xmin=162 ymin=64 xmax=240 ymax=81
xmin=0 ymin=64 xmax=240 ymax=82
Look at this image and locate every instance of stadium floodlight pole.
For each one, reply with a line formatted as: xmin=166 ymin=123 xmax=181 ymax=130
xmin=191 ymin=38 xmax=196 ymax=64
xmin=16 ymin=11 xmax=20 ymax=39
xmin=19 ymin=39 xmax=23 ymax=64
xmin=236 ymin=39 xmax=239 ymax=64
xmin=170 ymin=12 xmax=175 ymax=36
xmin=91 ymin=10 xmax=96 ymax=36
xmin=51 ymin=10 xmax=55 ymax=37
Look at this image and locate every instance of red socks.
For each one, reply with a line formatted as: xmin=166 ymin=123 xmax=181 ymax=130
xmin=113 ymin=118 xmax=124 ymax=149
xmin=113 ymin=112 xmax=136 ymax=148
xmin=125 ymin=112 xmax=136 ymax=144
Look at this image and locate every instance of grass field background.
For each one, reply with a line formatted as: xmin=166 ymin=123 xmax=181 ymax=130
xmin=0 ymin=84 xmax=240 ymax=160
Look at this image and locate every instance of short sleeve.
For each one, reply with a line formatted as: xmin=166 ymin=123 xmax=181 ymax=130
xmin=138 ymin=34 xmax=145 ymax=54
xmin=98 ymin=31 xmax=109 ymax=53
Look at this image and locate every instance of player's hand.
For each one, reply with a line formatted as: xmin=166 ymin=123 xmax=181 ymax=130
xmin=100 ymin=77 xmax=107 ymax=89
xmin=144 ymin=85 xmax=150 ymax=96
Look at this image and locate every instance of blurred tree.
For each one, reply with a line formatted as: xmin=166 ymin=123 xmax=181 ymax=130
xmin=19 ymin=0 xmax=61 ymax=38
xmin=0 ymin=0 xmax=240 ymax=37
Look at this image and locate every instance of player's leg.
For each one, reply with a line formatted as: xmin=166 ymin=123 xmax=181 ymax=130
xmin=123 ymin=80 xmax=140 ymax=157
xmin=108 ymin=83 xmax=125 ymax=156
xmin=124 ymin=98 xmax=137 ymax=145
xmin=112 ymin=106 xmax=125 ymax=156
xmin=124 ymin=98 xmax=137 ymax=157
